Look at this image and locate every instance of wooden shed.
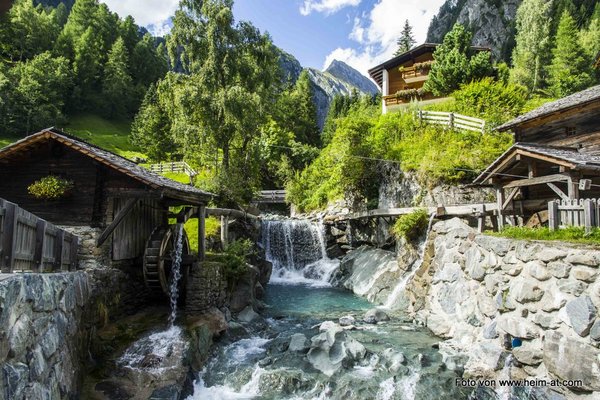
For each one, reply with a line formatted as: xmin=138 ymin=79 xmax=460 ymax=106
xmin=0 ymin=128 xmax=213 ymax=295
xmin=474 ymin=85 xmax=600 ymax=227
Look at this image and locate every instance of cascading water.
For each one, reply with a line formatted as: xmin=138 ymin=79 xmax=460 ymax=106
xmin=169 ymin=223 xmax=185 ymax=327
xmin=262 ymin=219 xmax=339 ymax=286
xmin=383 ymin=213 xmax=437 ymax=309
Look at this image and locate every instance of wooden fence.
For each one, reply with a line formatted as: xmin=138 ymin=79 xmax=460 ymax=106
xmin=417 ymin=111 xmax=486 ymax=133
xmin=255 ymin=190 xmax=287 ymax=204
xmin=149 ymin=161 xmax=197 ymax=178
xmin=548 ymin=199 xmax=600 ymax=232
xmin=0 ymin=199 xmax=79 ymax=273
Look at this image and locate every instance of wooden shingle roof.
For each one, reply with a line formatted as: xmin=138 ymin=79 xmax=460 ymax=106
xmin=496 ymin=85 xmax=600 ymax=132
xmin=0 ymin=128 xmax=213 ymax=204
xmin=474 ymin=142 xmax=600 ymax=184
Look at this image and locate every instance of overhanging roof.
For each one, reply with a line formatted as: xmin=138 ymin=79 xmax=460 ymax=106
xmin=0 ymin=128 xmax=213 ymax=204
xmin=496 ymin=85 xmax=600 ymax=132
xmin=474 ymin=142 xmax=600 ymax=184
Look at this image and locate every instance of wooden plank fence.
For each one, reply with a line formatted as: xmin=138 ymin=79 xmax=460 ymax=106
xmin=548 ymin=198 xmax=600 ymax=233
xmin=417 ymin=111 xmax=486 ymax=133
xmin=149 ymin=161 xmax=197 ymax=178
xmin=0 ymin=198 xmax=79 ymax=273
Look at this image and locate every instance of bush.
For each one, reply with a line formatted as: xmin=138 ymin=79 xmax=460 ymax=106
xmin=28 ymin=176 xmax=74 ymax=200
xmin=220 ymin=239 xmax=255 ymax=283
xmin=392 ymin=209 xmax=429 ymax=242
xmin=488 ymin=226 xmax=600 ymax=244
xmin=453 ymin=78 xmax=528 ymax=127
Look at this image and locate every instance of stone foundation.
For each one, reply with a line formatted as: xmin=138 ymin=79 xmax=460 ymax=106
xmin=186 ymin=262 xmax=227 ymax=314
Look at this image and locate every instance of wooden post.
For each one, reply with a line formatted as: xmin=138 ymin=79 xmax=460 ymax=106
xmin=495 ymin=187 xmax=505 ymax=230
xmin=69 ymin=235 xmax=79 ymax=271
xmin=1 ymin=202 xmax=17 ymax=273
xmin=54 ymin=230 xmax=64 ymax=271
xmin=198 ymin=205 xmax=206 ymax=261
xmin=221 ymin=215 xmax=229 ymax=250
xmin=476 ymin=204 xmax=486 ymax=233
xmin=548 ymin=201 xmax=559 ymax=231
xmin=448 ymin=112 xmax=454 ymax=129
xmin=567 ymin=175 xmax=579 ymax=200
xmin=33 ymin=219 xmax=46 ymax=273
xmin=584 ymin=199 xmax=594 ymax=234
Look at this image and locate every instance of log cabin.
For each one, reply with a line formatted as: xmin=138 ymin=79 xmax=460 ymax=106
xmin=368 ymin=43 xmax=490 ymax=114
xmin=474 ymin=84 xmax=600 ymax=227
xmin=0 ymin=128 xmax=213 ymax=295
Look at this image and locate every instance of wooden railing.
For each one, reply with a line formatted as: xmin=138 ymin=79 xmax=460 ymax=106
xmin=255 ymin=190 xmax=286 ymax=204
xmin=149 ymin=161 xmax=197 ymax=177
xmin=548 ymin=199 xmax=600 ymax=232
xmin=0 ymin=198 xmax=79 ymax=273
xmin=417 ymin=111 xmax=486 ymax=133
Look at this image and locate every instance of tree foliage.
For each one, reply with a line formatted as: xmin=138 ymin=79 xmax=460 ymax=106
xmin=395 ymin=20 xmax=416 ymax=56
xmin=102 ymin=37 xmax=134 ymax=118
xmin=548 ymin=11 xmax=594 ymax=97
xmin=423 ymin=24 xmax=493 ymax=96
xmin=510 ymin=0 xmax=553 ymax=93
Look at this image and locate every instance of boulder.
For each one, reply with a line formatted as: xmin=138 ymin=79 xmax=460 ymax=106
xmin=307 ymin=323 xmax=366 ymax=376
xmin=547 ymin=261 xmax=571 ymax=279
xmin=538 ymin=248 xmax=567 ymax=263
xmin=571 ymin=267 xmax=598 ymax=283
xmin=510 ymin=279 xmax=544 ymax=303
xmin=512 ymin=342 xmax=543 ymax=366
xmin=496 ymin=316 xmax=540 ymax=339
xmin=363 ymin=308 xmax=390 ymax=324
xmin=338 ymin=315 xmax=355 ymax=327
xmin=590 ymin=319 xmax=600 ymax=341
xmin=237 ymin=306 xmax=261 ymax=324
xmin=482 ymin=321 xmax=498 ymax=339
xmin=565 ymin=296 xmax=597 ymax=337
xmin=557 ymin=280 xmax=587 ymax=296
xmin=526 ymin=261 xmax=551 ymax=281
xmin=427 ymin=313 xmax=452 ymax=338
xmin=565 ymin=253 xmax=597 ymax=266
xmin=544 ymin=331 xmax=600 ymax=391
xmin=288 ymin=333 xmax=310 ymax=353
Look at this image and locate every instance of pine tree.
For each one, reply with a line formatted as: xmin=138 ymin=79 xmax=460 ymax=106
xmin=102 ymin=37 xmax=134 ymax=117
xmin=423 ymin=24 xmax=493 ymax=96
xmin=510 ymin=0 xmax=552 ymax=93
xmin=71 ymin=26 xmax=102 ymax=109
xmin=548 ymin=11 xmax=594 ymax=97
xmin=395 ymin=20 xmax=416 ymax=56
xmin=580 ymin=3 xmax=600 ymax=60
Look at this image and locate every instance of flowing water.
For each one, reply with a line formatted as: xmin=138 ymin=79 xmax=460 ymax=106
xmin=169 ymin=223 xmax=185 ymax=327
xmin=186 ymin=218 xmax=475 ymax=399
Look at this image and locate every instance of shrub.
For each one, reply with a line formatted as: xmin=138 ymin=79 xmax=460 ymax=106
xmin=392 ymin=209 xmax=429 ymax=242
xmin=453 ymin=78 xmax=528 ymax=127
xmin=28 ymin=176 xmax=74 ymax=200
xmin=221 ymin=239 xmax=255 ymax=283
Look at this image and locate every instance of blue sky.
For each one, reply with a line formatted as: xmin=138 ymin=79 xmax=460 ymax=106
xmin=101 ymin=0 xmax=445 ymax=76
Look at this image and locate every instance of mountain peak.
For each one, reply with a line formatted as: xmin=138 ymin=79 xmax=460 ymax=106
xmin=324 ymin=60 xmax=378 ymax=95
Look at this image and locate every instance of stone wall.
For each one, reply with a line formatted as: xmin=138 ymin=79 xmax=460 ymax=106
xmin=404 ymin=219 xmax=600 ymax=399
xmin=186 ymin=262 xmax=227 ymax=314
xmin=0 ymin=267 xmax=149 ymax=400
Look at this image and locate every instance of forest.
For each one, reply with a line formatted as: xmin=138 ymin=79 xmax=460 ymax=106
xmin=0 ymin=0 xmax=599 ymax=210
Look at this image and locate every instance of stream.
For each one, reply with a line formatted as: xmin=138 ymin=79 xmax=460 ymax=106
xmin=185 ymin=218 xmax=477 ymax=400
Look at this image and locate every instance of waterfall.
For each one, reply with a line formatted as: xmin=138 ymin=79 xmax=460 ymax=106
xmin=383 ymin=213 xmax=437 ymax=309
xmin=168 ymin=223 xmax=185 ymax=327
xmin=261 ymin=219 xmax=339 ymax=286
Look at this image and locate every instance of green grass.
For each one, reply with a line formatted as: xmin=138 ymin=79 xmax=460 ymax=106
xmin=64 ymin=114 xmax=146 ymax=160
xmin=161 ymin=172 xmax=191 ymax=184
xmin=488 ymin=226 xmax=600 ymax=246
xmin=0 ymin=135 xmax=18 ymax=148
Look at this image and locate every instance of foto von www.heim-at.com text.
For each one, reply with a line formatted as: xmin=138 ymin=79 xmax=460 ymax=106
xmin=455 ymin=378 xmax=584 ymax=388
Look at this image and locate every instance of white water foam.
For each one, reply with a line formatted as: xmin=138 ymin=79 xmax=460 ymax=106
xmin=383 ymin=213 xmax=436 ymax=309
xmin=262 ymin=219 xmax=339 ymax=287
xmin=118 ymin=325 xmax=186 ymax=374
xmin=377 ymin=377 xmax=396 ymax=400
xmin=168 ymin=223 xmax=185 ymax=327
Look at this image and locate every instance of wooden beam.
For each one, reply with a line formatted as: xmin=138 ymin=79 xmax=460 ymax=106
xmin=198 ymin=205 xmax=206 ymax=261
xmin=567 ymin=175 xmax=579 ymax=200
xmin=503 ymin=174 xmax=569 ymax=189
xmin=1 ymin=201 xmax=17 ymax=273
xmin=502 ymin=187 xmax=520 ymax=210
xmin=221 ymin=215 xmax=230 ymax=249
xmin=96 ymin=198 xmax=139 ymax=247
xmin=33 ymin=220 xmax=46 ymax=273
xmin=176 ymin=206 xmax=196 ymax=223
xmin=527 ymin=160 xmax=537 ymax=179
xmin=547 ymin=183 xmax=569 ymax=201
xmin=516 ymin=149 xmax=575 ymax=169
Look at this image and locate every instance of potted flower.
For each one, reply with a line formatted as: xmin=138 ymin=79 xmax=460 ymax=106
xmin=28 ymin=176 xmax=75 ymax=200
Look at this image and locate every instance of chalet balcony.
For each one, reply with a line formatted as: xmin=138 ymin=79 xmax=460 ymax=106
xmin=383 ymin=90 xmax=438 ymax=106
xmin=399 ymin=65 xmax=430 ymax=84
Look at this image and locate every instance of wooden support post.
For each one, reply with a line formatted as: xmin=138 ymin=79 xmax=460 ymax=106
xmin=33 ymin=219 xmax=46 ymax=273
xmin=567 ymin=175 xmax=579 ymax=200
xmin=448 ymin=112 xmax=454 ymax=129
xmin=1 ymin=202 xmax=17 ymax=273
xmin=54 ymin=230 xmax=64 ymax=271
xmin=476 ymin=204 xmax=486 ymax=233
xmin=198 ymin=205 xmax=206 ymax=261
xmin=548 ymin=201 xmax=559 ymax=231
xmin=221 ymin=215 xmax=229 ymax=250
xmin=496 ymin=187 xmax=505 ymax=230
xmin=584 ymin=199 xmax=594 ymax=235
xmin=69 ymin=235 xmax=79 ymax=271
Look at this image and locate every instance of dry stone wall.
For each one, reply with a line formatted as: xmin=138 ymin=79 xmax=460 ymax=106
xmin=404 ymin=219 xmax=600 ymax=399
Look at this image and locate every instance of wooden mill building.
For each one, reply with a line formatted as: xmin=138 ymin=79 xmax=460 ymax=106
xmin=0 ymin=128 xmax=213 ymax=294
xmin=474 ymin=85 xmax=600 ymax=227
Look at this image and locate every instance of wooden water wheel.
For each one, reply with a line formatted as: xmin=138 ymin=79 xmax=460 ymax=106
xmin=143 ymin=225 xmax=191 ymax=296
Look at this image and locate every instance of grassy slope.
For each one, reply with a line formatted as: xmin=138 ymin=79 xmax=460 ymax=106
xmin=64 ymin=114 xmax=146 ymax=160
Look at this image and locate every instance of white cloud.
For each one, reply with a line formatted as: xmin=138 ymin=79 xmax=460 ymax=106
xmin=101 ymin=0 xmax=179 ymax=32
xmin=323 ymin=0 xmax=445 ymax=76
xmin=300 ymin=0 xmax=362 ymax=16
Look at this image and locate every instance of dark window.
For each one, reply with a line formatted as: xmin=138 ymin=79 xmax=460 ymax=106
xmin=565 ymin=126 xmax=576 ymax=136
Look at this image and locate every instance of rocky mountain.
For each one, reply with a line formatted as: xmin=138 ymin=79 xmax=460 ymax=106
xmin=278 ymin=52 xmax=379 ymax=129
xmin=427 ymin=0 xmax=522 ymax=61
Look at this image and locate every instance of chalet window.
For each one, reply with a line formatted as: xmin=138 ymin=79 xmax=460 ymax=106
xmin=565 ymin=126 xmax=576 ymax=136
